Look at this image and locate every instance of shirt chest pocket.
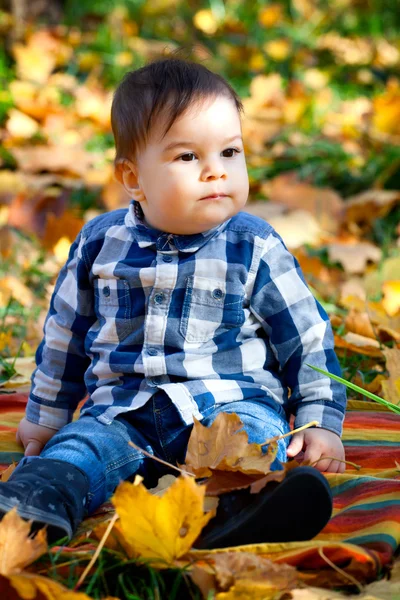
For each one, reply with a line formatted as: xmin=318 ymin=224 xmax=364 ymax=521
xmin=180 ymin=275 xmax=244 ymax=343
xmin=94 ymin=278 xmax=132 ymax=342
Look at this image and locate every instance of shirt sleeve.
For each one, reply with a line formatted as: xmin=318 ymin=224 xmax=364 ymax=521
xmin=26 ymin=230 xmax=96 ymax=430
xmin=249 ymin=229 xmax=347 ymax=436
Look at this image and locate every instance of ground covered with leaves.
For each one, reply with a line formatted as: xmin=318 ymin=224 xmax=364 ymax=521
xmin=0 ymin=1 xmax=399 ymax=598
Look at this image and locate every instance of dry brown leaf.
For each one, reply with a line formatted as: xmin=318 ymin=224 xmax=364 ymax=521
xmin=344 ymin=309 xmax=377 ymax=340
xmin=261 ymin=172 xmax=344 ymax=234
xmin=184 ymin=413 xmax=278 ymax=477
xmin=0 ymin=275 xmax=35 ymax=309
xmin=327 ymin=242 xmax=382 ymax=274
xmin=340 ymin=295 xmax=400 ymax=335
xmin=5 ymin=110 xmax=40 ymax=139
xmin=334 ymin=332 xmax=383 ymax=358
xmin=7 ymin=190 xmax=70 ymax=239
xmin=74 ymin=86 xmax=112 ymax=128
xmin=353 ymin=373 xmax=386 ymax=396
xmin=381 ymin=347 xmax=400 ymax=405
xmin=288 ymin=587 xmax=381 ymax=600
xmin=11 ymin=146 xmax=97 ymax=178
xmin=266 ymin=209 xmax=322 ymax=249
xmin=0 ymin=508 xmax=47 ymax=575
xmin=343 ymin=189 xmax=400 ymax=234
xmin=191 ymin=552 xmax=298 ymax=600
xmin=0 ymin=357 xmax=37 ymax=391
xmin=244 ymin=201 xmax=286 ymax=222
xmin=42 ymin=212 xmax=84 ymax=251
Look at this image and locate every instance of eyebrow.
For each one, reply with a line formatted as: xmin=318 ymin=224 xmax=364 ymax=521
xmin=163 ymin=135 xmax=243 ymax=153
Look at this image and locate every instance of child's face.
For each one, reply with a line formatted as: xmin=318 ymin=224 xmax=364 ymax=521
xmin=118 ymin=95 xmax=249 ymax=235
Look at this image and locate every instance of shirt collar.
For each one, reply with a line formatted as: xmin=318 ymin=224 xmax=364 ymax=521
xmin=124 ymin=200 xmax=230 ymax=253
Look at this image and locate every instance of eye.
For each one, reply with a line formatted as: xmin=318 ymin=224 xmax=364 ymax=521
xmin=179 ymin=153 xmax=197 ymax=162
xmin=222 ymin=148 xmax=240 ymax=158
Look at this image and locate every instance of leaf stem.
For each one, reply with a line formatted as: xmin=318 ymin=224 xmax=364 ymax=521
xmin=261 ymin=420 xmax=319 ymax=446
xmin=128 ymin=441 xmax=195 ymax=477
xmin=74 ymin=512 xmax=119 ymax=591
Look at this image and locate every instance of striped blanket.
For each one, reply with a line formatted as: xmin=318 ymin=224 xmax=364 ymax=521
xmin=1 ymin=393 xmax=399 ymax=586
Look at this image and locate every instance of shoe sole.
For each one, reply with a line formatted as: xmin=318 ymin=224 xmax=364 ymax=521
xmin=0 ymin=496 xmax=72 ymax=542
xmin=197 ymin=466 xmax=333 ymax=549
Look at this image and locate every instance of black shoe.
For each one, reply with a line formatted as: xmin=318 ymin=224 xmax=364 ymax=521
xmin=0 ymin=458 xmax=89 ymax=544
xmin=195 ymin=466 xmax=333 ymax=549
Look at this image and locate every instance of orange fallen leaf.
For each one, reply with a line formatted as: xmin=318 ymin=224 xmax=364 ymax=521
xmin=184 ymin=413 xmax=278 ymax=478
xmin=0 ymin=508 xmax=47 ymax=575
xmin=344 ymin=309 xmax=377 ymax=340
xmin=42 ymin=211 xmax=85 ymax=251
xmin=112 ymin=475 xmax=215 ymax=565
xmin=0 ymin=463 xmax=17 ymax=482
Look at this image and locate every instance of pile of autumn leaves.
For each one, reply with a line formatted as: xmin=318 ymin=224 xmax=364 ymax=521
xmin=0 ymin=413 xmax=305 ymax=600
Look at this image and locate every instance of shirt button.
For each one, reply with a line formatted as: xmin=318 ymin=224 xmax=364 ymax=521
xmin=162 ymin=255 xmax=172 ymax=263
xmin=147 ymin=348 xmax=158 ymax=356
xmin=103 ymin=286 xmax=111 ymax=297
xmin=212 ymin=288 xmax=224 ymax=299
xmin=154 ymin=292 xmax=164 ymax=304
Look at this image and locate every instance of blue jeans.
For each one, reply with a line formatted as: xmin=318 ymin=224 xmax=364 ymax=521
xmin=17 ymin=392 xmax=290 ymax=514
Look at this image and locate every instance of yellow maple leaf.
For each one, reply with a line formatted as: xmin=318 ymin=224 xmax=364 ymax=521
xmin=0 ymin=508 xmax=47 ymax=575
xmin=382 ymin=281 xmax=400 ymax=317
xmin=372 ymin=79 xmax=400 ymax=136
xmin=12 ymin=43 xmax=56 ymax=84
xmin=381 ymin=347 xmax=400 ymax=405
xmin=4 ymin=571 xmax=99 ymax=599
xmin=112 ymin=475 xmax=215 ymax=566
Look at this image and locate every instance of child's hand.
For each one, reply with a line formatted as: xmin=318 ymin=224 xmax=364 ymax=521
xmin=16 ymin=417 xmax=58 ymax=457
xmin=286 ymin=427 xmax=345 ymax=473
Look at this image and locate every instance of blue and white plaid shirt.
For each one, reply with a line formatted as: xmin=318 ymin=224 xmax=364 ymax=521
xmin=28 ymin=201 xmax=346 ymax=436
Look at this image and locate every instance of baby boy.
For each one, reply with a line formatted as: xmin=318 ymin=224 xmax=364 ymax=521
xmin=0 ymin=57 xmax=346 ymax=548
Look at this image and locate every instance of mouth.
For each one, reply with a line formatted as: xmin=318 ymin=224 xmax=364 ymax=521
xmin=199 ymin=194 xmax=228 ymax=201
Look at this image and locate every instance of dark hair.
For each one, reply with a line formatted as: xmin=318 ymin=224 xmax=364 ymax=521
xmin=111 ymin=57 xmax=243 ymax=162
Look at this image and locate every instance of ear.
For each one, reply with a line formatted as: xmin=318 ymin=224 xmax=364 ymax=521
xmin=114 ymin=159 xmax=145 ymax=201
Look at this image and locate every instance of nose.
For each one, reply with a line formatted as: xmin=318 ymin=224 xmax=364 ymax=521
xmin=200 ymin=157 xmax=227 ymax=181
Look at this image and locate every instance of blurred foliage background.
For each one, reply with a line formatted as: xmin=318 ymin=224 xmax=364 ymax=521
xmin=0 ymin=0 xmax=399 ymax=369
xmin=1 ymin=0 xmax=399 ymax=195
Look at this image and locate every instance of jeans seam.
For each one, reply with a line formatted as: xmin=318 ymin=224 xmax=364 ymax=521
xmin=105 ymin=453 xmax=142 ymax=473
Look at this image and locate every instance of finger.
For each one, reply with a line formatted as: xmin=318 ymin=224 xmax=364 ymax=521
xmin=286 ymin=433 xmax=304 ymax=458
xmin=319 ymin=458 xmax=337 ymax=473
xmin=303 ymin=446 xmax=324 ymax=469
xmin=24 ymin=441 xmax=43 ymax=457
xmin=16 ymin=430 xmax=21 ymax=445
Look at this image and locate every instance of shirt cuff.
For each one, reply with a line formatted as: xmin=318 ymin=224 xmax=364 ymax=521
xmin=26 ymin=396 xmax=72 ymax=431
xmin=294 ymin=401 xmax=345 ymax=437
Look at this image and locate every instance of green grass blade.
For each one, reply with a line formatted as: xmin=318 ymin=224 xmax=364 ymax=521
xmin=306 ymin=364 xmax=400 ymax=415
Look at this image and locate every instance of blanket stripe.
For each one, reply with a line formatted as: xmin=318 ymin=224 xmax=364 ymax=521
xmin=0 ymin=394 xmax=399 ymax=584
